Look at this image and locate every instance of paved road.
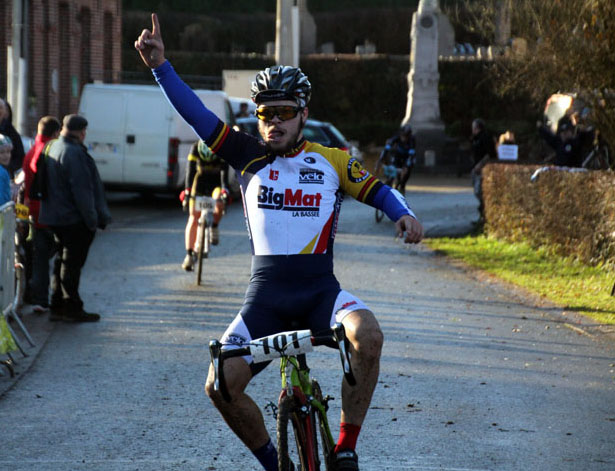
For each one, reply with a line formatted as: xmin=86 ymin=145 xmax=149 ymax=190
xmin=1 ymin=176 xmax=614 ymax=470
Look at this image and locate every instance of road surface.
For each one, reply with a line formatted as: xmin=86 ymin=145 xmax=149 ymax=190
xmin=1 ymin=176 xmax=613 ymax=470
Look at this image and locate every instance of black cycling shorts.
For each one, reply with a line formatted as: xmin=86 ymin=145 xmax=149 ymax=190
xmin=219 ymin=254 xmax=369 ymax=375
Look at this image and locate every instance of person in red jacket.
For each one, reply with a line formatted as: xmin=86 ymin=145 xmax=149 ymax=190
xmin=22 ymin=116 xmax=61 ymax=312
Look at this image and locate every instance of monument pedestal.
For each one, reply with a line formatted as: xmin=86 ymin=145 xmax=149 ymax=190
xmin=412 ymin=124 xmax=447 ymax=171
xmin=404 ymin=0 xmax=451 ymax=171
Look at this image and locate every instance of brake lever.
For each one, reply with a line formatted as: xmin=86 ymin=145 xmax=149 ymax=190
xmin=208 ymin=340 xmax=232 ymax=402
xmin=332 ymin=323 xmax=356 ymax=386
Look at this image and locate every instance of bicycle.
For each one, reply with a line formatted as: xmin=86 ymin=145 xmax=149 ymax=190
xmin=581 ymin=130 xmax=612 ymax=170
xmin=374 ymin=164 xmax=402 ymax=223
xmin=209 ymin=323 xmax=356 ymax=471
xmin=192 ymin=195 xmax=215 ymax=286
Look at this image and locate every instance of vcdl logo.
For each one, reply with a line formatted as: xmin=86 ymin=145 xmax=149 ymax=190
xmin=299 ymin=168 xmax=324 ymax=184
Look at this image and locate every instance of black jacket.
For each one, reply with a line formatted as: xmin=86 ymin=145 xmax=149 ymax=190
xmin=538 ymin=125 xmax=591 ymax=168
xmin=39 ymin=135 xmax=111 ymax=231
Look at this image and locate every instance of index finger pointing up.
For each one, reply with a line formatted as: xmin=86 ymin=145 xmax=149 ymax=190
xmin=151 ymin=12 xmax=160 ymax=37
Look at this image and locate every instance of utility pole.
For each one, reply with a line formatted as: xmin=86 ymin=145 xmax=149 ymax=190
xmin=8 ymin=0 xmax=29 ymax=135
xmin=275 ymin=0 xmax=299 ymax=66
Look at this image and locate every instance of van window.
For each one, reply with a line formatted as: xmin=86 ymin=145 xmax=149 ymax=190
xmin=224 ymin=100 xmax=236 ymax=126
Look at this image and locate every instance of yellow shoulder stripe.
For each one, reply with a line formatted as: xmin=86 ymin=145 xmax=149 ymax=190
xmin=241 ymin=155 xmax=269 ymax=176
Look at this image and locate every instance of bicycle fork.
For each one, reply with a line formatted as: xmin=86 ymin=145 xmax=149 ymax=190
xmin=280 ymin=387 xmax=319 ymax=471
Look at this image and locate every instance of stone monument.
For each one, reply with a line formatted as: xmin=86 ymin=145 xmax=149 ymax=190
xmin=299 ymin=0 xmax=317 ymax=55
xmin=403 ymin=0 xmax=448 ymax=169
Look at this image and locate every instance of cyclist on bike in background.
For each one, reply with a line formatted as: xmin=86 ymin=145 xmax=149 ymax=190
xmin=137 ymin=14 xmax=423 ymax=471
xmin=181 ymin=140 xmax=228 ymax=271
xmin=374 ymin=124 xmax=416 ymax=195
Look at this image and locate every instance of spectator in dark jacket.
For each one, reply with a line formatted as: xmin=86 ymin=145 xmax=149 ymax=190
xmin=470 ymin=118 xmax=497 ymax=222
xmin=39 ymin=114 xmax=111 ymax=322
xmin=537 ymin=117 xmax=592 ymax=168
xmin=0 ymin=98 xmax=26 ymax=177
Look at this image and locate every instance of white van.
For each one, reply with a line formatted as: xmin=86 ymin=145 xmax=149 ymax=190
xmin=78 ymin=83 xmax=235 ymax=193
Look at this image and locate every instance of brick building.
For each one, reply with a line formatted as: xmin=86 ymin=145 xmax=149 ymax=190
xmin=1 ymin=0 xmax=122 ymax=135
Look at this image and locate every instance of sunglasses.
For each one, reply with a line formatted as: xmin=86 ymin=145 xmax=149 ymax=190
xmin=255 ymin=105 xmax=302 ymax=122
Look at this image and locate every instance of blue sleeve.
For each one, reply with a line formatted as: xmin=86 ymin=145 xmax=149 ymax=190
xmin=372 ymin=184 xmax=417 ymax=222
xmin=0 ymin=168 xmax=11 ymax=205
xmin=152 ymin=61 xmax=220 ymax=141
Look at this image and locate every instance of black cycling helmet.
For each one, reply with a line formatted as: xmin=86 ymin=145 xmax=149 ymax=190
xmin=251 ymin=65 xmax=312 ymax=108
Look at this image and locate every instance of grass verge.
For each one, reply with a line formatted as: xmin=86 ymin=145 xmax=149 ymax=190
xmin=423 ymin=234 xmax=615 ymax=325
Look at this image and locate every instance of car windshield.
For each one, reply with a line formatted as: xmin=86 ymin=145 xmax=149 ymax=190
xmin=236 ymin=118 xmax=350 ymax=151
xmin=302 ymin=124 xmax=331 ymax=146
xmin=322 ymin=123 xmax=348 ymax=146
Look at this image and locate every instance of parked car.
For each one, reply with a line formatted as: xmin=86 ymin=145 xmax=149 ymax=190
xmin=228 ymin=97 xmax=256 ymax=117
xmin=235 ymin=117 xmax=363 ymax=162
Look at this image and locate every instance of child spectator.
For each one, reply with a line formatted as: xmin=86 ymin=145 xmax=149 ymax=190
xmin=0 ymin=134 xmax=13 ymax=205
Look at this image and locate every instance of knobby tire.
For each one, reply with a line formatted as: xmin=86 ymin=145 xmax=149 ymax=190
xmin=196 ymin=221 xmax=206 ymax=285
xmin=311 ymin=379 xmax=333 ymax=470
xmin=277 ymin=394 xmax=319 ymax=471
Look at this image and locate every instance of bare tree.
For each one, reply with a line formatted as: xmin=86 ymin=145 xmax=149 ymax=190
xmin=446 ymin=0 xmax=615 ymax=148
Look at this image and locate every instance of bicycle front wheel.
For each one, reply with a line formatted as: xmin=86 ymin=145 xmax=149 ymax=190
xmin=311 ymin=379 xmax=334 ymax=470
xmin=277 ymin=394 xmax=319 ymax=471
xmin=196 ymin=223 xmax=206 ymax=285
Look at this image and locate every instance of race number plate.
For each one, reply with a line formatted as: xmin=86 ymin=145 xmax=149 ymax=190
xmin=15 ymin=203 xmax=29 ymax=221
xmin=194 ymin=196 xmax=215 ymax=212
xmin=249 ymin=330 xmax=313 ymax=363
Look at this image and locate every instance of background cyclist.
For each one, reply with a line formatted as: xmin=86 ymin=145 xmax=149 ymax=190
xmin=375 ymin=124 xmax=416 ymax=195
xmin=136 ymin=13 xmax=423 ymax=471
xmin=181 ymin=140 xmax=228 ymax=271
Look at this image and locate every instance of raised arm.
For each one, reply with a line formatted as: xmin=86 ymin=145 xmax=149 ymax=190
xmin=134 ymin=13 xmax=166 ymax=69
xmin=134 ymin=14 xmax=221 ymax=145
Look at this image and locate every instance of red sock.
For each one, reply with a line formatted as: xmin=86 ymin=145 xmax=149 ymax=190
xmin=334 ymin=422 xmax=361 ymax=453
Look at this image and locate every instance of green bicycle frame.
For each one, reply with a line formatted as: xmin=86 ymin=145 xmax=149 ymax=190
xmin=280 ymin=356 xmax=335 ymax=449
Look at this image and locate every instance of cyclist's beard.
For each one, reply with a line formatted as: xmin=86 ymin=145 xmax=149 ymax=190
xmin=265 ymin=117 xmax=305 ymax=155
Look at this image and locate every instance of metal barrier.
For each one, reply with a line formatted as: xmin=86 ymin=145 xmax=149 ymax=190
xmin=0 ymin=201 xmax=35 ymax=375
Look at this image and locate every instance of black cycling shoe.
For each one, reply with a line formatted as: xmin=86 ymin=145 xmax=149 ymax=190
xmin=332 ymin=449 xmax=359 ymax=470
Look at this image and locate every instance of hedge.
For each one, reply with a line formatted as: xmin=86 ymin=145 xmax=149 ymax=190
xmin=124 ymin=46 xmax=539 ymax=146
xmin=123 ymin=7 xmax=540 ymax=147
xmin=482 ymin=163 xmax=615 ymax=268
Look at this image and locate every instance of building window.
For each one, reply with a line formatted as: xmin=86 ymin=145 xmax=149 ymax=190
xmin=58 ymin=3 xmax=70 ymax=116
xmin=103 ymin=12 xmax=113 ymax=83
xmin=0 ymin=2 xmax=7 ymax=96
xmin=80 ymin=7 xmax=91 ymax=90
xmin=42 ymin=0 xmax=50 ymax=114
